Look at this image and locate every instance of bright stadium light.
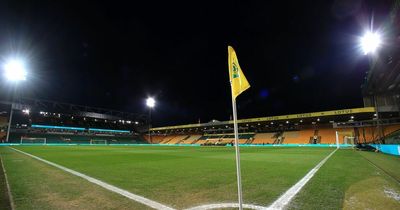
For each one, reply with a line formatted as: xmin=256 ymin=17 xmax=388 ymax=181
xmin=146 ymin=97 xmax=156 ymax=143
xmin=3 ymin=59 xmax=27 ymax=81
xmin=146 ymin=97 xmax=156 ymax=108
xmin=3 ymin=58 xmax=29 ymax=143
xmin=360 ymin=31 xmax=381 ymax=55
xmin=22 ymin=109 xmax=30 ymax=115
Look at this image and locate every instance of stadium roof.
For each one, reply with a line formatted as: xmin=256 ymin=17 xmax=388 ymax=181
xmin=150 ymin=107 xmax=376 ymax=131
xmin=0 ymin=98 xmax=147 ymax=122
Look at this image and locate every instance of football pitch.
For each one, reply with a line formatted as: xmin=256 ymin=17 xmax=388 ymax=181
xmin=0 ymin=146 xmax=399 ymax=210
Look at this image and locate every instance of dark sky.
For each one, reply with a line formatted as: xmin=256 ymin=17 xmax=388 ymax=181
xmin=0 ymin=0 xmax=394 ymax=126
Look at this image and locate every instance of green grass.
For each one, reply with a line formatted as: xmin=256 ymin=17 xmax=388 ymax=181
xmin=358 ymin=151 xmax=400 ymax=181
xmin=0 ymin=146 xmax=399 ymax=210
xmin=0 ymin=147 xmax=150 ymax=210
xmin=0 ymin=155 xmax=12 ymax=210
xmin=289 ymin=150 xmax=400 ymax=210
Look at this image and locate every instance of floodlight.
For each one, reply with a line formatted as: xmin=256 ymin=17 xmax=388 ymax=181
xmin=22 ymin=109 xmax=30 ymax=115
xmin=146 ymin=97 xmax=156 ymax=108
xmin=360 ymin=31 xmax=381 ymax=55
xmin=3 ymin=59 xmax=27 ymax=81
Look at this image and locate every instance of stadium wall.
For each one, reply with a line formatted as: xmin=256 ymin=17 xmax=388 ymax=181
xmin=370 ymin=144 xmax=400 ymax=156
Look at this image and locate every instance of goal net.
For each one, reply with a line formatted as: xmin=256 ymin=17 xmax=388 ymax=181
xmin=20 ymin=137 xmax=47 ymax=144
xmin=90 ymin=139 xmax=107 ymax=145
xmin=335 ymin=131 xmax=355 ymax=148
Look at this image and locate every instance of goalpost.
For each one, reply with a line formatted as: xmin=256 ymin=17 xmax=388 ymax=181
xmin=20 ymin=137 xmax=47 ymax=145
xmin=90 ymin=139 xmax=108 ymax=145
xmin=335 ymin=131 xmax=355 ymax=149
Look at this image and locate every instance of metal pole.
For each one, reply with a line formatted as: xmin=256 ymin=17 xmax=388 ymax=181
xmin=148 ymin=108 xmax=152 ymax=143
xmin=374 ymin=95 xmax=383 ymax=143
xmin=5 ymin=103 xmax=14 ymax=142
xmin=231 ymin=97 xmax=243 ymax=210
xmin=335 ymin=131 xmax=339 ymax=149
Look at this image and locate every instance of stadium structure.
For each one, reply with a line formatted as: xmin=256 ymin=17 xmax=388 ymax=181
xmin=1 ymin=36 xmax=400 ymax=150
xmin=0 ymin=98 xmax=149 ymax=145
xmin=0 ymin=96 xmax=399 ymax=152
xmin=1 ymin=19 xmax=399 ymax=150
xmin=1 ymin=7 xmax=400 ymax=210
xmin=1 ymin=53 xmax=400 ymax=150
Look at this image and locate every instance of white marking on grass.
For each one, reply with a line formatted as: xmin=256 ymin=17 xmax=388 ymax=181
xmin=9 ymin=147 xmax=175 ymax=210
xmin=185 ymin=203 xmax=266 ymax=210
xmin=185 ymin=149 xmax=337 ymax=210
xmin=384 ymin=187 xmax=400 ymax=201
xmin=267 ymin=149 xmax=337 ymax=209
xmin=1 ymin=155 xmax=15 ymax=210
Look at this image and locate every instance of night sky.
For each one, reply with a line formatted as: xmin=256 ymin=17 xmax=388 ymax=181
xmin=0 ymin=0 xmax=394 ymax=126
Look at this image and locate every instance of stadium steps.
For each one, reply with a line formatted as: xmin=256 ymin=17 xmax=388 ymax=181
xmin=193 ymin=139 xmax=205 ymax=144
xmin=167 ymin=135 xmax=189 ymax=144
xmin=176 ymin=135 xmax=191 ymax=144
xmin=382 ymin=127 xmax=400 ymax=144
xmin=147 ymin=135 xmax=167 ymax=143
xmin=160 ymin=135 xmax=176 ymax=144
xmin=180 ymin=135 xmax=202 ymax=144
xmin=273 ymin=132 xmax=284 ymax=144
xmin=192 ymin=135 xmax=209 ymax=144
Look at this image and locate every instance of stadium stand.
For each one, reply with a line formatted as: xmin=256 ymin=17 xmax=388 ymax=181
xmin=167 ymin=135 xmax=189 ymax=144
xmin=144 ymin=135 xmax=166 ymax=143
xmin=383 ymin=129 xmax=400 ymax=144
xmin=180 ymin=135 xmax=202 ymax=144
xmin=359 ymin=126 xmax=378 ymax=143
xmin=146 ymin=121 xmax=400 ymax=146
xmin=193 ymin=136 xmax=207 ymax=144
xmin=283 ymin=130 xmax=315 ymax=144
xmin=218 ymin=138 xmax=234 ymax=145
xmin=9 ymin=131 xmax=145 ymax=144
xmin=383 ymin=124 xmax=400 ymax=136
xmin=252 ymin=132 xmax=276 ymax=144
xmin=159 ymin=135 xmax=178 ymax=144
xmin=2 ymin=99 xmax=399 ymax=146
xmin=317 ymin=128 xmax=354 ymax=144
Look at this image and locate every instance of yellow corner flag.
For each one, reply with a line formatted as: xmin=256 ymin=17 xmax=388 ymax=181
xmin=228 ymin=46 xmax=250 ymax=99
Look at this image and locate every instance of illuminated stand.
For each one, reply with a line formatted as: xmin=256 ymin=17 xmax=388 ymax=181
xmin=90 ymin=139 xmax=108 ymax=145
xmin=20 ymin=137 xmax=46 ymax=145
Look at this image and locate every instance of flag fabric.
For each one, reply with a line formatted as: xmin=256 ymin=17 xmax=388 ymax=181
xmin=228 ymin=46 xmax=250 ymax=99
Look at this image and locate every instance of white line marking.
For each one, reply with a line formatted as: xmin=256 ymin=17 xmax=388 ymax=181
xmin=185 ymin=149 xmax=337 ymax=210
xmin=9 ymin=147 xmax=175 ymax=210
xmin=1 ymin=154 xmax=15 ymax=210
xmin=185 ymin=203 xmax=266 ymax=210
xmin=10 ymin=146 xmax=336 ymax=210
xmin=267 ymin=149 xmax=337 ymax=210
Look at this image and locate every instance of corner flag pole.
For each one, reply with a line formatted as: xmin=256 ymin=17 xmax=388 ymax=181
xmin=227 ymin=45 xmax=250 ymax=210
xmin=231 ymin=94 xmax=244 ymax=210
